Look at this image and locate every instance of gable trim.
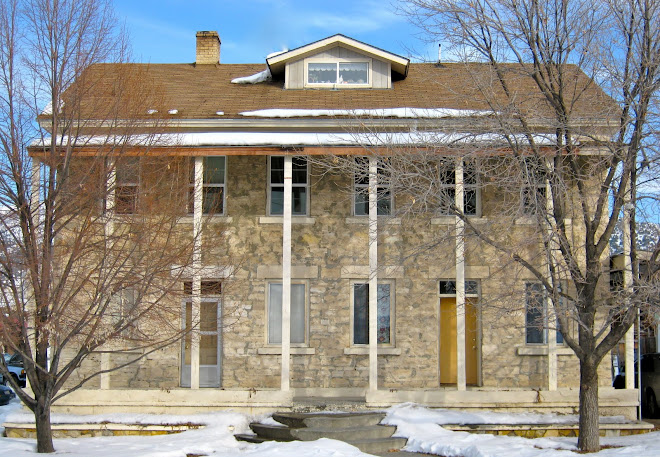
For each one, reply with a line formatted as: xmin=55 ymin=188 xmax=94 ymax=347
xmin=267 ymin=34 xmax=409 ymax=77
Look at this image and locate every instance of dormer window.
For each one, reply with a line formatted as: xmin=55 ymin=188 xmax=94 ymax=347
xmin=306 ymin=61 xmax=370 ymax=87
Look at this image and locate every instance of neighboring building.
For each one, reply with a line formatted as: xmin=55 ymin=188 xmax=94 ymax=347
xmin=34 ymin=32 xmax=638 ymax=417
xmin=610 ymin=222 xmax=660 ymax=370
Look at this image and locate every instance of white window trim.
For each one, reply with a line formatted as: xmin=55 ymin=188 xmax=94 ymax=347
xmin=352 ymin=158 xmax=393 ymax=216
xmin=189 ymin=156 xmax=227 ymax=216
xmin=268 ymin=156 xmax=310 ymax=217
xmin=304 ymin=57 xmax=372 ymax=88
xmin=265 ymin=280 xmax=309 ymax=347
xmin=349 ymin=279 xmax=395 ymax=347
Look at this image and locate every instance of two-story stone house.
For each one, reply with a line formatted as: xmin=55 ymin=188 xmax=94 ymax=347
xmin=37 ymin=31 xmax=638 ymax=417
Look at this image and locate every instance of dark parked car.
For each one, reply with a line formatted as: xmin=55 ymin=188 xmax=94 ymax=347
xmin=0 ymin=384 xmax=16 ymax=405
xmin=2 ymin=353 xmax=26 ymax=388
xmin=613 ymin=353 xmax=660 ymax=417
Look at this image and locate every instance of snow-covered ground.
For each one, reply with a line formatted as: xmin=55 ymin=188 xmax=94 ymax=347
xmin=1 ymin=400 xmax=659 ymax=456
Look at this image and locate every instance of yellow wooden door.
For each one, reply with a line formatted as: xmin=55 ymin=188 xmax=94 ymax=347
xmin=440 ymin=298 xmax=478 ymax=385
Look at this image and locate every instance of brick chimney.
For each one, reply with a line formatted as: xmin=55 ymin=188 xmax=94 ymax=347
xmin=196 ymin=31 xmax=220 ymax=64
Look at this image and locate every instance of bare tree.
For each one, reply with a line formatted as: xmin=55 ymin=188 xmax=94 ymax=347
xmin=313 ymin=0 xmax=660 ymax=452
xmin=0 ymin=0 xmax=221 ymax=452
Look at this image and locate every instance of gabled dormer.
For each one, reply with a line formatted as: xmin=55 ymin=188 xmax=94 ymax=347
xmin=266 ymin=34 xmax=410 ymax=90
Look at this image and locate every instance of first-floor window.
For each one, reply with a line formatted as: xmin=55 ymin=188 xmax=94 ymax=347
xmin=109 ymin=288 xmax=137 ymax=339
xmin=268 ymin=282 xmax=307 ymax=344
xmin=352 ymin=281 xmax=394 ymax=345
xmin=269 ymin=156 xmax=308 ymax=216
xmin=525 ymin=282 xmax=564 ymax=344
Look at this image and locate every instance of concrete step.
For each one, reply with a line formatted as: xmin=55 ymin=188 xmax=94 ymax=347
xmin=234 ymin=433 xmax=269 ymax=443
xmin=248 ymin=423 xmax=296 ymax=441
xmin=273 ymin=411 xmax=386 ymax=429
xmin=346 ymin=436 xmax=409 ymax=454
xmin=291 ymin=424 xmax=396 ymax=441
xmin=237 ymin=411 xmax=408 ymax=454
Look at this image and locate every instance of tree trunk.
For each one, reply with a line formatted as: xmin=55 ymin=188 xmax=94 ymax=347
xmin=577 ymin=359 xmax=600 ymax=452
xmin=35 ymin=397 xmax=55 ymax=453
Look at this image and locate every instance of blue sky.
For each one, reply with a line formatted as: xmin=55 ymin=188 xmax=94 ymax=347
xmin=113 ymin=0 xmax=433 ymax=64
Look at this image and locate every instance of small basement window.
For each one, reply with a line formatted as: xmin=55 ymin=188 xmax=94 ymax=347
xmin=307 ymin=61 xmax=370 ymax=86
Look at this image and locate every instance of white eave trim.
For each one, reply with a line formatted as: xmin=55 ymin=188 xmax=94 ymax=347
xmin=267 ymin=34 xmax=410 ymax=77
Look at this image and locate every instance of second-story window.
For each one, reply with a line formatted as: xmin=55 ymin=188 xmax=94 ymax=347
xmin=354 ymin=157 xmax=392 ymax=216
xmin=269 ymin=156 xmax=308 ymax=216
xmin=115 ymin=157 xmax=140 ymax=214
xmin=188 ymin=157 xmax=226 ymax=215
xmin=521 ymin=157 xmax=548 ymax=215
xmin=438 ymin=160 xmax=479 ymax=216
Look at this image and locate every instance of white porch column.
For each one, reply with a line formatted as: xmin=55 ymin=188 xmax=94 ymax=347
xmin=27 ymin=159 xmax=41 ymax=396
xmin=623 ymin=199 xmax=635 ymax=390
xmin=545 ymin=161 xmax=558 ymax=391
xmin=100 ymin=159 xmax=116 ymax=390
xmin=281 ymin=155 xmax=292 ymax=392
xmin=455 ymin=159 xmax=466 ymax=391
xmin=191 ymin=157 xmax=203 ymax=389
xmin=368 ymin=156 xmax=378 ymax=392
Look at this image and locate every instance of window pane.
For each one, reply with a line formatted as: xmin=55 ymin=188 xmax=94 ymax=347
xmin=353 ymin=284 xmax=368 ymax=345
xmin=204 ymin=157 xmax=225 ymax=184
xmin=269 ymin=283 xmax=305 ymax=344
xmin=439 ymin=280 xmax=456 ymax=295
xmin=465 ymin=189 xmax=477 ymax=215
xmin=203 ymin=187 xmax=223 ymax=214
xmin=116 ymin=158 xmax=140 ymax=184
xmin=377 ymin=189 xmax=391 ymax=215
xmin=291 ymin=284 xmax=305 ymax=344
xmin=200 ymin=334 xmax=218 ymax=365
xmin=292 ymin=187 xmax=307 ymax=215
xmin=377 ymin=284 xmax=391 ymax=344
xmin=270 ymin=187 xmax=284 ymax=215
xmin=292 ymin=157 xmax=307 ymax=184
xmin=271 ymin=157 xmax=284 ymax=183
xmin=269 ymin=284 xmax=283 ymax=344
xmin=308 ymin=63 xmax=337 ymax=84
xmin=339 ymin=62 xmax=368 ymax=84
xmin=116 ymin=185 xmax=138 ymax=214
xmin=200 ymin=302 xmax=218 ymax=332
xmin=354 ymin=189 xmax=368 ymax=215
xmin=526 ymin=283 xmax=545 ymax=344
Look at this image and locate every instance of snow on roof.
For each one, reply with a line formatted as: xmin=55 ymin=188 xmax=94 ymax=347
xmin=231 ymin=68 xmax=272 ymax=84
xmin=32 ymin=131 xmax=557 ymax=148
xmin=238 ymin=107 xmax=495 ymax=118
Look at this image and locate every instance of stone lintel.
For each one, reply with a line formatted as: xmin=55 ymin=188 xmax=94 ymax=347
xmin=256 ymin=265 xmax=319 ymax=279
xmin=426 ymin=265 xmax=490 ymax=279
xmin=340 ymin=265 xmax=404 ymax=278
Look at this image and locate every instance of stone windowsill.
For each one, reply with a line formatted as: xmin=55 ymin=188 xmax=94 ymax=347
xmin=343 ymin=347 xmax=402 ymax=356
xmin=516 ymin=346 xmax=574 ymax=356
xmin=178 ymin=216 xmax=233 ymax=223
xmin=259 ymin=216 xmax=316 ymax=225
xmin=257 ymin=347 xmax=316 ymax=355
xmin=344 ymin=217 xmax=401 ymax=225
xmin=515 ymin=217 xmax=573 ymax=226
xmin=431 ymin=216 xmax=487 ymax=225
